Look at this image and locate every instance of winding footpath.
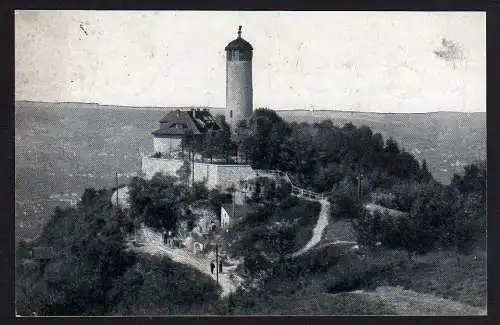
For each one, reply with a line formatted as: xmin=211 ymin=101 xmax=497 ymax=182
xmin=291 ymin=199 xmax=330 ymax=257
xmin=127 ymin=226 xmax=241 ymax=298
xmin=111 ymin=183 xmax=485 ymax=315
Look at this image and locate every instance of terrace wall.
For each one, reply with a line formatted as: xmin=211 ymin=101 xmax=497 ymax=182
xmin=141 ymin=157 xmax=257 ymax=190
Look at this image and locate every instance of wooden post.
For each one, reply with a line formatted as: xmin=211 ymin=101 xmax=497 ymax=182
xmin=116 ymin=170 xmax=119 ymax=207
xmin=232 ymin=186 xmax=236 ymax=219
xmin=192 ymin=149 xmax=195 ymax=191
xmin=216 ymin=244 xmax=219 ymax=285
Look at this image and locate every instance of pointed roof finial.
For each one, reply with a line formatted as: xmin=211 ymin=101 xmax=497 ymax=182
xmin=238 ymin=25 xmax=242 ymax=38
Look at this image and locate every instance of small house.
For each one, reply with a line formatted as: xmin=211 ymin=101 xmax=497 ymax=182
xmin=220 ymin=203 xmax=258 ymax=230
xmin=151 ymin=108 xmax=225 ymax=154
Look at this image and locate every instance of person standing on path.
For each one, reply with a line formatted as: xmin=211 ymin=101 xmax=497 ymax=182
xmin=210 ymin=261 xmax=215 ymax=274
xmin=219 ymin=260 xmax=223 ymax=273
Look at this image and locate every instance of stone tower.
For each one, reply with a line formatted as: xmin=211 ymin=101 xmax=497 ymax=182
xmin=225 ymin=26 xmax=253 ymax=129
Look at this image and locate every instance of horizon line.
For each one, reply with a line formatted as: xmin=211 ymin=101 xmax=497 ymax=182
xmin=15 ymin=100 xmax=486 ymax=115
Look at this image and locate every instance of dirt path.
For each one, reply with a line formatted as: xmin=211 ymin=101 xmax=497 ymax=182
xmin=127 ymin=226 xmax=241 ymax=298
xmin=346 ymin=286 xmax=486 ymax=315
xmin=291 ymin=199 xmax=330 ymax=257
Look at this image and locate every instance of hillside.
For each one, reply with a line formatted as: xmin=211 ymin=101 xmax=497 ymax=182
xmin=14 ymin=101 xmax=485 ymax=245
xmin=278 ymin=109 xmax=485 ymax=184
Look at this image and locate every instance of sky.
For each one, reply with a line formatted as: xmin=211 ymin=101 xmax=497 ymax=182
xmin=15 ymin=11 xmax=485 ymax=113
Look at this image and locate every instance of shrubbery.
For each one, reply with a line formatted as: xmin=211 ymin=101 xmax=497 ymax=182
xmin=16 ymin=188 xmax=137 ymax=315
xmin=128 ymin=173 xmax=191 ymax=233
xmin=325 ymin=249 xmax=411 ymax=293
xmin=16 ymin=183 xmax=223 ymax=316
xmin=107 ymin=254 xmax=220 ymax=315
xmin=349 ymin=162 xmax=486 ymax=254
xmin=224 ymin=197 xmax=321 ymax=286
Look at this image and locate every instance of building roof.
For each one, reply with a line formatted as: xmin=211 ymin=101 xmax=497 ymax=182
xmin=32 ymin=246 xmax=55 ymax=260
xmin=221 ymin=203 xmax=259 ymax=220
xmin=225 ymin=26 xmax=253 ymax=51
xmin=190 ymin=199 xmax=217 ymax=211
xmin=152 ymin=109 xmax=225 ymax=137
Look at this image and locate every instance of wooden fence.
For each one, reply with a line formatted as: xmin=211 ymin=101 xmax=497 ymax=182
xmin=254 ymin=169 xmax=325 ymax=201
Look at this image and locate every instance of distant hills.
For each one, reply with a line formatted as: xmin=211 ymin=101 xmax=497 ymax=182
xmin=15 ymin=100 xmax=222 ymax=112
xmin=16 ymin=100 xmax=485 ymax=115
xmin=14 ymin=100 xmax=485 ymax=243
xmin=16 ymin=100 xmax=485 ymax=186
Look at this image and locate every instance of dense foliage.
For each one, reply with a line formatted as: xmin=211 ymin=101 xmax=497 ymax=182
xmin=107 ymin=254 xmax=220 ymax=315
xmin=128 ymin=173 xmax=192 ymax=232
xmin=16 ymin=107 xmax=486 ymax=315
xmin=15 ymin=186 xmax=222 ymax=316
xmin=348 ymin=161 xmax=486 ymax=254
xmin=185 ymin=108 xmax=432 ymax=195
xmin=16 ymin=189 xmax=136 ymax=315
xmin=181 ymin=118 xmax=237 ymax=163
xmin=223 ymin=196 xmax=321 ymax=285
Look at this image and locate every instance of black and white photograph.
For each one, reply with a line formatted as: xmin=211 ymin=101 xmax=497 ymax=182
xmin=14 ymin=10 xmax=486 ymax=316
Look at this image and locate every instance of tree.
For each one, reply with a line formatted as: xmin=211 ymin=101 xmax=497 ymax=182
xmin=408 ymin=182 xmax=454 ymax=253
xmin=351 ymin=207 xmax=382 ymax=248
xmin=449 ymin=161 xmax=486 ymax=247
xmin=176 ymin=159 xmax=191 ymax=186
xmin=203 ymin=127 xmax=236 ymax=163
xmin=243 ymin=108 xmax=292 ymax=170
xmin=419 ymin=159 xmax=432 ymax=182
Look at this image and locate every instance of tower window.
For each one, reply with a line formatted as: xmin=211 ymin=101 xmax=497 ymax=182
xmin=230 ymin=111 xmax=233 ymax=118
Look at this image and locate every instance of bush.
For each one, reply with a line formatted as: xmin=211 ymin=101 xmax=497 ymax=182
xmin=330 ymin=193 xmax=362 ymax=220
xmin=325 ymin=249 xmax=411 ymax=293
xmin=16 ymin=188 xmax=138 ymax=316
xmin=16 ymin=182 xmax=223 ymax=316
xmin=108 ymin=254 xmax=220 ymax=315
xmin=128 ymin=173 xmax=192 ymax=233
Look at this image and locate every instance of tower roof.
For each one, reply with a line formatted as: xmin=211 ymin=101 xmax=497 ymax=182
xmin=225 ymin=25 xmax=253 ymax=51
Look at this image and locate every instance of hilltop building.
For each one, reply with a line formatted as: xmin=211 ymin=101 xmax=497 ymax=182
xmin=152 ymin=108 xmax=225 ymax=155
xmin=142 ymin=26 xmax=257 ymax=190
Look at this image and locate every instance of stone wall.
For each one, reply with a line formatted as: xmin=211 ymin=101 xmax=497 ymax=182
xmin=192 ymin=163 xmax=219 ymax=188
xmin=217 ymin=165 xmax=257 ymax=188
xmin=141 ymin=157 xmax=257 ymax=190
xmin=141 ymin=157 xmax=184 ymax=179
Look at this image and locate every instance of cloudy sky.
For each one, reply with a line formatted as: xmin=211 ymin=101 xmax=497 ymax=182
xmin=15 ymin=11 xmax=485 ymax=113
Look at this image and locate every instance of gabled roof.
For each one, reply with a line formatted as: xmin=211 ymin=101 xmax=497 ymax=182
xmin=221 ymin=203 xmax=259 ymax=220
xmin=152 ymin=109 xmax=223 ymax=137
